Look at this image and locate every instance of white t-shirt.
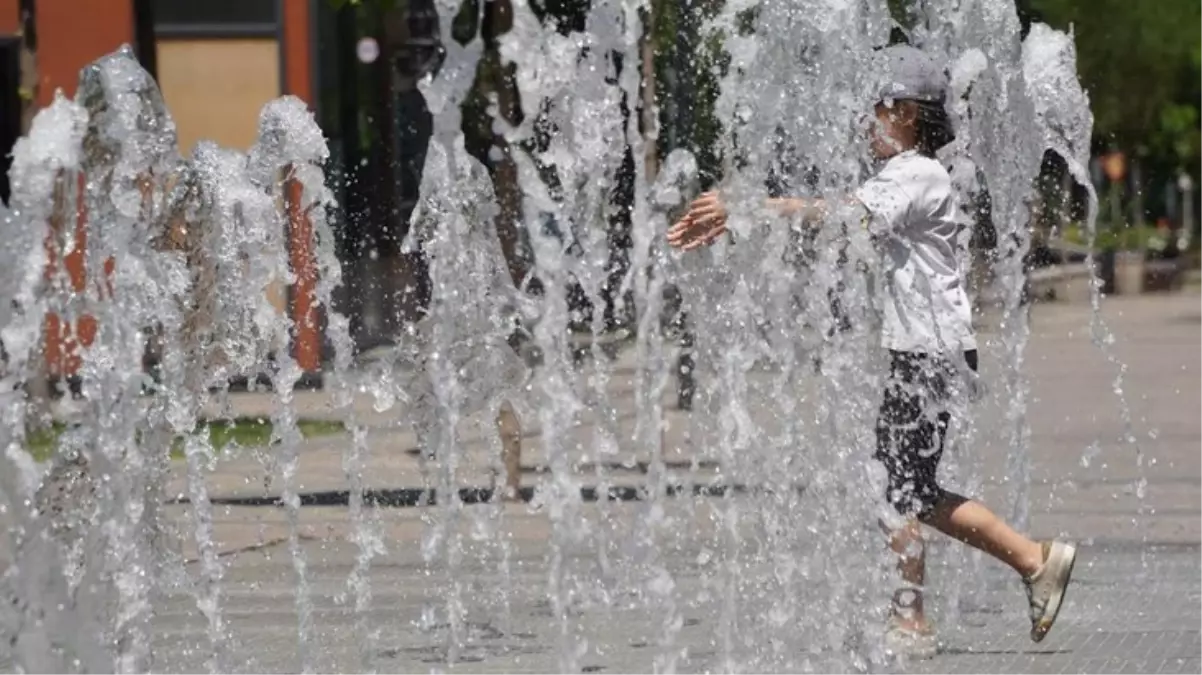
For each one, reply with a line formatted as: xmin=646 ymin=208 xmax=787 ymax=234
xmin=854 ymin=150 xmax=977 ymax=355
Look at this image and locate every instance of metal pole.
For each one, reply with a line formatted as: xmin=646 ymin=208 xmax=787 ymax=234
xmin=1179 ymin=173 xmax=1195 ymax=245
xmin=640 ymin=3 xmax=658 ymax=180
xmin=1130 ymin=158 xmax=1143 ymax=228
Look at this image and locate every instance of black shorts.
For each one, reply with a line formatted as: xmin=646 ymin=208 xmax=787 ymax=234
xmin=874 ymin=349 xmax=978 ymax=518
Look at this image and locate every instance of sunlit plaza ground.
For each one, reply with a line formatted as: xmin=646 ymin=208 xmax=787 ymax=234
xmin=127 ymin=290 xmax=1201 ymax=673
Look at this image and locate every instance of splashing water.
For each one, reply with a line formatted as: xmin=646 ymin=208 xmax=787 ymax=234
xmin=0 ymin=91 xmax=109 ymax=673
xmin=1020 ymin=22 xmax=1148 ymax=574
xmin=0 ymin=47 xmax=351 ymax=673
xmin=0 ymin=0 xmax=1134 ymax=672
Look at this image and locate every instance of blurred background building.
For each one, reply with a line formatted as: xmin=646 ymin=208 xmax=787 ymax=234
xmin=0 ymin=0 xmax=1198 ymax=374
xmin=0 ymin=1 xmax=461 ymax=365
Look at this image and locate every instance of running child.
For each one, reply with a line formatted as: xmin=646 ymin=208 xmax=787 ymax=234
xmin=666 ymin=45 xmax=1076 ymax=659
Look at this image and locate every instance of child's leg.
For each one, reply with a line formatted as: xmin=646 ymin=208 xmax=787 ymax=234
xmin=922 ymin=490 xmax=1079 ymax=643
xmin=876 ymin=350 xmax=1078 ymax=646
xmin=495 ymin=399 xmax=523 ymax=501
xmin=888 ymin=518 xmax=929 ymax=631
xmin=922 ymin=493 xmax=1043 ymax=577
xmin=875 ymin=352 xmax=944 ymax=632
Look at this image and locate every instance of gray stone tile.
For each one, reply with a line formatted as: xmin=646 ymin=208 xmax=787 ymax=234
xmin=12 ymin=294 xmax=1200 ymax=674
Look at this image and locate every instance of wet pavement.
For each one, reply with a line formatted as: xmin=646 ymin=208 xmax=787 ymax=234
xmin=45 ymin=292 xmax=1202 ymax=672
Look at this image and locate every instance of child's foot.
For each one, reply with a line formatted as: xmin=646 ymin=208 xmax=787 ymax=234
xmin=884 ymin=618 xmax=937 ymax=660
xmin=1024 ymin=540 xmax=1078 ymax=642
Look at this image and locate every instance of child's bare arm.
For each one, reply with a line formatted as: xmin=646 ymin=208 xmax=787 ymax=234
xmin=669 ymin=192 xmax=869 ymax=250
xmin=766 ymin=196 xmax=866 ymax=226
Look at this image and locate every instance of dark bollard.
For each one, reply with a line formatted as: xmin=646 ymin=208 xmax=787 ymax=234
xmin=1097 ymin=248 xmax=1117 ymax=295
xmin=661 ymin=284 xmax=696 ymax=411
xmin=675 ymin=313 xmax=695 ymax=411
xmin=676 ymin=347 xmax=695 ymax=411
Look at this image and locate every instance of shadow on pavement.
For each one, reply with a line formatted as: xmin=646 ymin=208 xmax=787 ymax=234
xmin=178 ymin=482 xmax=801 ymax=508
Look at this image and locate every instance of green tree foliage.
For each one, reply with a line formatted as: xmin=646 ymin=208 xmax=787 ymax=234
xmin=885 ymin=0 xmax=1199 ymax=173
xmin=331 ymin=0 xmax=1199 ymax=183
xmin=649 ymin=0 xmax=727 ymax=187
xmin=1022 ymin=0 xmax=1200 ymax=171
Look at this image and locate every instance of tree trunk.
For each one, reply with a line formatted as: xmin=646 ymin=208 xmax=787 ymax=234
xmin=640 ymin=4 xmax=658 ymax=181
xmin=474 ymin=0 xmax=526 ymax=500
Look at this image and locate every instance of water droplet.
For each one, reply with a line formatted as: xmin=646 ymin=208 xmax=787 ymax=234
xmin=1079 ymin=442 xmax=1100 ymax=468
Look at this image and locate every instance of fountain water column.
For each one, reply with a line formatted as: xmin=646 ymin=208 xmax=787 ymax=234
xmin=0 ymin=94 xmax=111 ymax=673
xmin=273 ymin=102 xmax=380 ymax=667
xmin=406 ymin=111 xmax=539 ymax=658
xmin=267 ymin=170 xmax=314 ymax=675
xmin=502 ymin=2 xmax=622 ymax=606
xmin=674 ymin=4 xmax=776 ymax=669
xmin=284 ymin=122 xmax=384 ymax=670
xmin=533 ymin=0 xmax=650 ymax=611
xmin=905 ymin=0 xmax=993 ymax=623
xmin=498 ymin=2 xmax=648 ymax=666
xmin=611 ymin=0 xmax=653 ymax=335
xmin=573 ymin=9 xmax=630 ymax=589
xmin=1020 ymin=23 xmax=1148 ymax=573
xmin=245 ymin=97 xmax=343 ymax=673
xmin=572 ymin=19 xmax=626 ymax=607
xmin=62 ymin=47 xmax=190 ymax=673
xmin=770 ymin=171 xmax=889 ymax=671
xmin=410 ymin=143 xmax=478 ymax=664
xmin=639 ymin=149 xmax=700 ymax=674
xmin=410 ymin=0 xmax=583 ymax=658
xmin=16 ymin=54 xmax=238 ymax=672
xmin=809 ymin=214 xmax=896 ymax=671
xmin=689 ymin=3 xmax=805 ymax=665
xmin=404 ymin=1 xmax=492 ymax=663
xmin=949 ymin=1 xmax=1044 ymax=535
xmin=675 ymin=1 xmax=902 ymax=667
xmin=608 ymin=0 xmax=684 ymax=603
xmin=520 ymin=187 xmax=587 ymax=674
xmin=258 ymin=98 xmax=382 ymax=669
xmin=178 ymin=134 xmax=312 ymax=671
xmin=159 ymin=153 xmax=230 ymax=673
xmin=945 ymin=50 xmax=994 ymax=632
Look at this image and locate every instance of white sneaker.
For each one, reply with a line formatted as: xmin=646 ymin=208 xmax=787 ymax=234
xmin=1024 ymin=540 xmax=1078 ymax=642
xmin=884 ymin=621 xmax=938 ymax=660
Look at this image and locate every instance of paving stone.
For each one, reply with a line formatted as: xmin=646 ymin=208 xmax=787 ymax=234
xmin=15 ymin=292 xmax=1201 ymax=672
xmin=158 ymin=293 xmax=1198 ymax=672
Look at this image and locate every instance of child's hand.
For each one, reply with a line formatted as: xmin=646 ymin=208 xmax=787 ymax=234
xmin=667 ymin=191 xmax=728 ymax=250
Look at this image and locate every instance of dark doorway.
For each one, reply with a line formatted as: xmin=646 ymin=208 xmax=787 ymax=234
xmin=131 ymin=0 xmax=158 ymax=79
xmin=0 ymin=36 xmax=21 ymax=204
xmin=316 ymin=0 xmax=438 ymax=351
xmin=314 ymin=1 xmax=644 ymax=350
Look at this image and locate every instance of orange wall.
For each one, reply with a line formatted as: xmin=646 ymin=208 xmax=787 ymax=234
xmin=37 ymin=0 xmax=133 ymax=106
xmin=34 ymin=1 xmax=132 ymax=375
xmin=31 ymin=0 xmax=325 ymax=373
xmin=0 ymin=0 xmax=17 ymax=34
